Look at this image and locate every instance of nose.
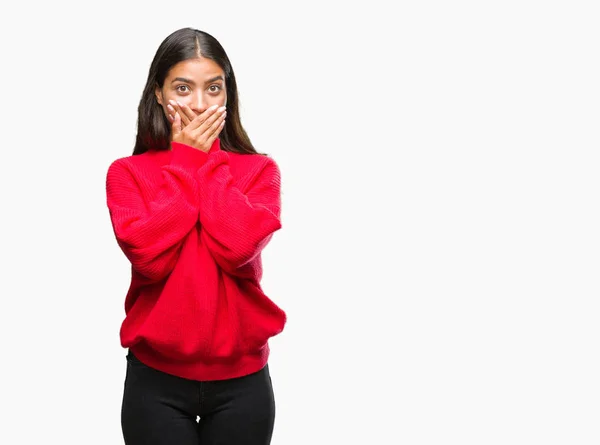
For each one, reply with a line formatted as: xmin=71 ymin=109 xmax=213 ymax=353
xmin=190 ymin=93 xmax=207 ymax=113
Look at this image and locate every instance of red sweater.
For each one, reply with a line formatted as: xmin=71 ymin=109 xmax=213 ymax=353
xmin=105 ymin=139 xmax=286 ymax=381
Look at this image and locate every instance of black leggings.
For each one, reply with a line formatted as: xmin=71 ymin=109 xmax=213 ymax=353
xmin=121 ymin=351 xmax=276 ymax=445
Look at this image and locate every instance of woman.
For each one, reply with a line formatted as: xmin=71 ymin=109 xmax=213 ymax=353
xmin=105 ymin=27 xmax=287 ymax=445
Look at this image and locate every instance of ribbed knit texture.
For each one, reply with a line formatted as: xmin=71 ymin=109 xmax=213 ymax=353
xmin=106 ymin=139 xmax=286 ymax=381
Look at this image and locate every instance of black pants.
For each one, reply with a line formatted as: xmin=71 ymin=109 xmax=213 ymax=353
xmin=121 ymin=351 xmax=276 ymax=445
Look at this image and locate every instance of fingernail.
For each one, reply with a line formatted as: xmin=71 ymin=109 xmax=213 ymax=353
xmin=169 ymin=100 xmax=177 ymax=106
xmin=218 ymin=106 xmax=226 ymax=113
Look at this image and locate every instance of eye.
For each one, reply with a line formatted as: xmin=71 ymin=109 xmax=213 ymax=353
xmin=209 ymin=84 xmax=223 ymax=94
xmin=176 ymin=85 xmax=190 ymax=93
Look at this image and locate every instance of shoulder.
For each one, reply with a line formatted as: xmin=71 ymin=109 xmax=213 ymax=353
xmin=225 ymin=151 xmax=280 ymax=193
xmin=107 ymin=151 xmax=166 ymax=174
xmin=106 ymin=155 xmax=134 ymax=181
xmin=227 ymin=151 xmax=280 ymax=177
xmin=106 ymin=155 xmax=129 ymax=178
xmin=106 ymin=152 xmax=166 ymax=188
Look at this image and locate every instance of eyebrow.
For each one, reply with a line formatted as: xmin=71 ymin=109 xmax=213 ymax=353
xmin=171 ymin=75 xmax=224 ymax=86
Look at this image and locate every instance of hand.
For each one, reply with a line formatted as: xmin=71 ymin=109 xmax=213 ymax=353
xmin=167 ymin=102 xmax=227 ymax=153
xmin=167 ymin=100 xmax=203 ymax=127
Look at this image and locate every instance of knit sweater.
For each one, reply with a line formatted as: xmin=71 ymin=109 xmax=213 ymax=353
xmin=105 ymin=138 xmax=286 ymax=381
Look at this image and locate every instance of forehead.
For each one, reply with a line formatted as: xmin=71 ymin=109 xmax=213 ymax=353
xmin=166 ymin=58 xmax=224 ymax=80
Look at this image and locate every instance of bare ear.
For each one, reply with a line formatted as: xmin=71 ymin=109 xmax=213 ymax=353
xmin=154 ymin=86 xmax=163 ymax=106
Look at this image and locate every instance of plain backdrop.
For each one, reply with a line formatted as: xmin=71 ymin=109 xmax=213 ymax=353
xmin=0 ymin=1 xmax=599 ymax=444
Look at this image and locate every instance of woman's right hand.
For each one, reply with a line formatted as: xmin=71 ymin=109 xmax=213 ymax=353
xmin=168 ymin=102 xmax=227 ymax=153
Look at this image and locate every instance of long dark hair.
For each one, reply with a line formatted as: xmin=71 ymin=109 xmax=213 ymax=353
xmin=133 ymin=28 xmax=262 ymax=156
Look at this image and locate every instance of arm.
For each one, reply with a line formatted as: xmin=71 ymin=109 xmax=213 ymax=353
xmin=196 ymin=152 xmax=282 ymax=275
xmin=106 ymin=144 xmax=208 ymax=282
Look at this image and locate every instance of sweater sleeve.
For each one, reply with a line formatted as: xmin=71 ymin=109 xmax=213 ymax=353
xmin=196 ymin=152 xmax=282 ymax=275
xmin=106 ymin=145 xmax=208 ymax=282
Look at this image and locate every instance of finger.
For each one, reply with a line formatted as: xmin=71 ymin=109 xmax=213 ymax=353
xmin=178 ymin=102 xmax=199 ymax=125
xmin=168 ymin=101 xmax=189 ymax=126
xmin=206 ymin=119 xmax=226 ymax=149
xmin=171 ymin=111 xmax=182 ymax=139
xmin=188 ymin=104 xmax=220 ymax=131
xmin=166 ymin=104 xmax=176 ymax=123
xmin=204 ymin=113 xmax=226 ymax=146
xmin=214 ymin=117 xmax=227 ymax=138
xmin=191 ymin=106 xmax=226 ymax=138
xmin=172 ymin=100 xmax=197 ymax=126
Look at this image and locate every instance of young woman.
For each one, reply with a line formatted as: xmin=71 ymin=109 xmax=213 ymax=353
xmin=105 ymin=27 xmax=287 ymax=445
